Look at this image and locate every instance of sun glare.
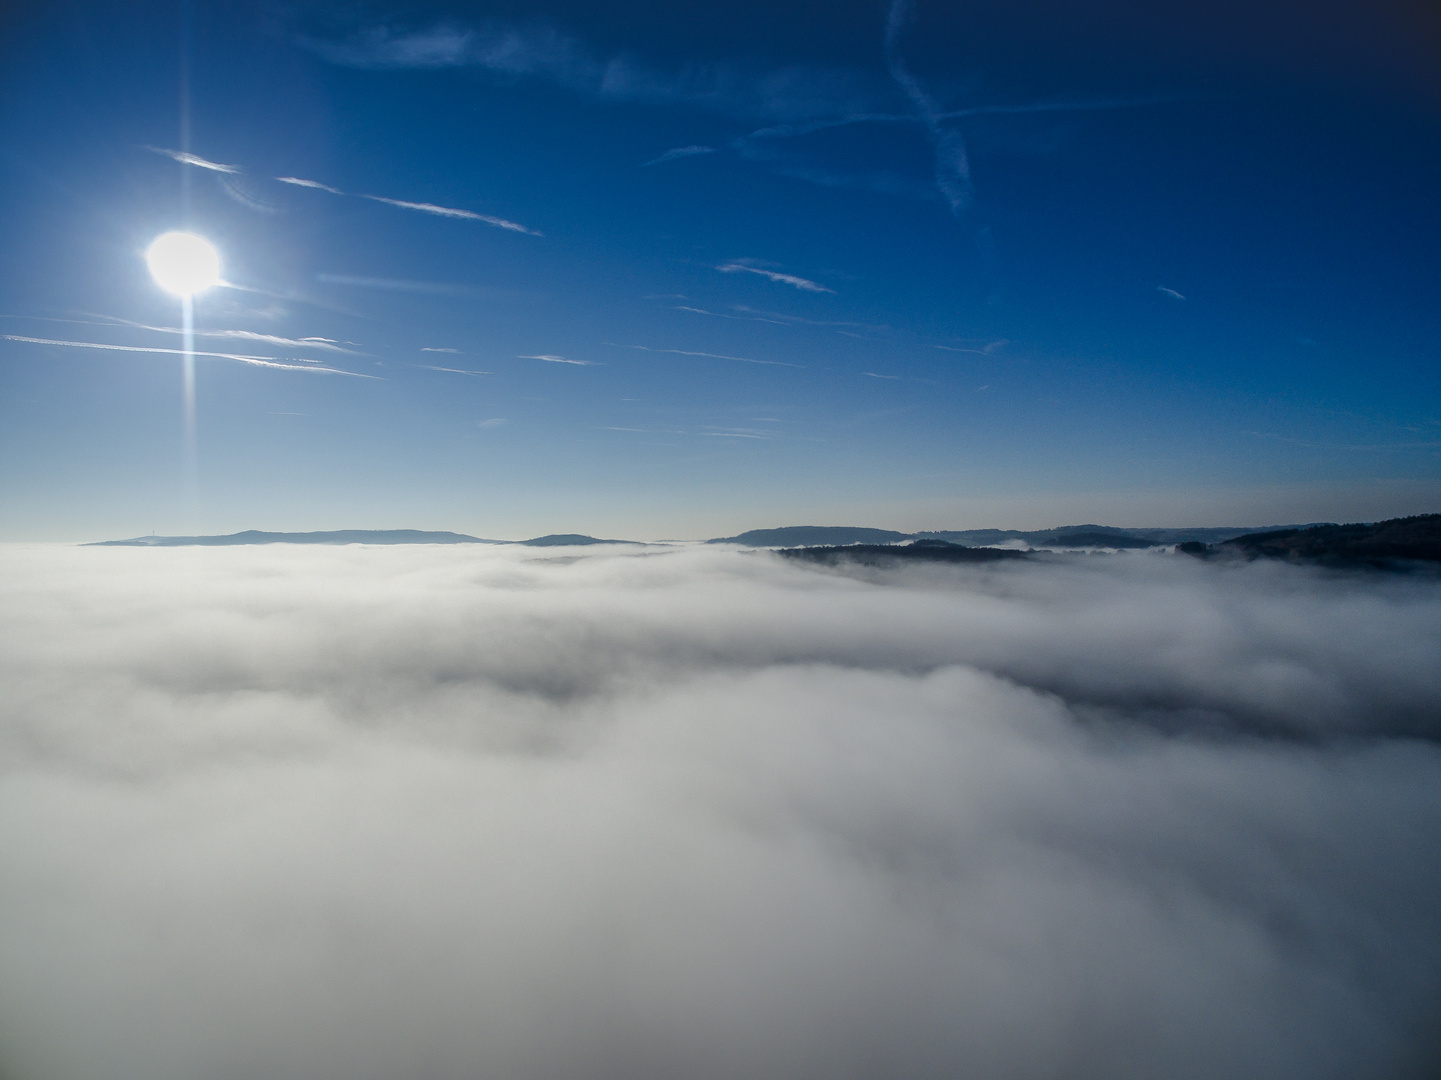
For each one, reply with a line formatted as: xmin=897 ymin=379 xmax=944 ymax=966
xmin=145 ymin=231 xmax=221 ymax=297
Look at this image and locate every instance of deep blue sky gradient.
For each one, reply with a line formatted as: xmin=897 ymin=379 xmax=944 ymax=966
xmin=1 ymin=0 xmax=1438 ymax=538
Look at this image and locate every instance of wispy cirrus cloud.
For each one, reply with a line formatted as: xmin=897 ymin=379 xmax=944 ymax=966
xmin=1 ymin=334 xmax=375 ymax=376
xmin=143 ymin=147 xmax=540 ymax=237
xmin=519 ymin=354 xmax=595 ymax=365
xmin=360 ymin=195 xmax=540 ymax=235
xmin=421 ymin=347 xmax=460 ymax=353
xmin=732 ymin=305 xmax=884 ymax=330
xmin=717 ymin=262 xmax=833 ymax=293
xmin=296 ymin=20 xmax=881 ymax=123
xmin=673 ymin=304 xmax=884 ymax=335
xmin=317 ymin=274 xmax=537 ymax=302
xmin=884 ymin=0 xmax=972 ymax=216
xmin=701 ymin=426 xmax=771 ymax=439
xmin=935 ymin=338 xmax=1008 ymax=355
xmin=416 ymin=364 xmax=492 ymax=376
xmin=146 ymin=146 xmax=241 ymax=173
xmin=727 ymin=95 xmax=1197 ymax=205
xmin=674 ymin=304 xmax=787 ymax=325
xmin=641 ymin=145 xmax=716 ymax=167
xmin=1158 ymin=286 xmax=1187 ymax=300
xmin=48 ymin=316 xmax=362 ymax=354
xmin=201 ymin=328 xmax=359 ymax=353
xmin=613 ymin=343 xmax=801 ymax=368
xmin=276 ymin=175 xmax=344 ymax=194
xmin=277 ymin=174 xmax=541 ymax=234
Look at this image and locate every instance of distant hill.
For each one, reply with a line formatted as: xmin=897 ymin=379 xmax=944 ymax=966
xmin=778 ymin=539 xmax=1031 ymax=567
xmin=1209 ymin=515 xmax=1441 ymax=565
xmin=709 ymin=526 xmax=913 ymax=547
xmin=713 ymin=524 xmax=1296 ymax=548
xmin=87 ymin=529 xmax=502 ymax=547
xmin=517 ymin=534 xmax=645 ymax=546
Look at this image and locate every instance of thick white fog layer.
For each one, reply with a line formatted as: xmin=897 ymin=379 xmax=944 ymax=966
xmin=1 ymin=543 xmax=1439 ymax=1080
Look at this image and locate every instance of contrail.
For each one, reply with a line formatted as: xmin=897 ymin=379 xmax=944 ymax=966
xmin=884 ymin=0 xmax=972 ymax=216
xmin=1 ymin=334 xmax=375 ymax=376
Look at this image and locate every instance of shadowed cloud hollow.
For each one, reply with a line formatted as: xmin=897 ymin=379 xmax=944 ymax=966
xmin=0 ymin=544 xmax=1439 ymax=1080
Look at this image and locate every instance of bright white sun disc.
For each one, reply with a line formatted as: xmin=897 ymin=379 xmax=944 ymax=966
xmin=145 ymin=232 xmax=221 ymax=297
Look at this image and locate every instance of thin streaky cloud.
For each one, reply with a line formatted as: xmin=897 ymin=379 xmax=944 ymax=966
xmin=884 ymin=0 xmax=972 ymax=215
xmin=277 ymin=175 xmax=345 ymax=194
xmin=601 ymin=426 xmax=688 ymax=435
xmin=737 ymin=95 xmax=1197 ymax=146
xmin=733 ymin=305 xmax=887 ymax=331
xmin=267 ymin=172 xmax=538 ymax=234
xmin=731 ymin=98 xmax=1191 ymax=203
xmin=674 ymin=304 xmax=789 ymax=325
xmin=361 ymin=195 xmax=540 ymax=235
xmin=421 ymin=347 xmax=460 ymax=353
xmin=938 ymin=94 xmax=1199 ymax=121
xmin=146 ymin=146 xmax=241 ymax=173
xmin=65 ymin=317 xmax=362 ymax=354
xmin=415 ymin=364 xmax=492 ymax=376
xmin=641 ymin=145 xmax=717 ymax=166
xmin=518 ymin=354 xmax=595 ymax=365
xmin=614 ymin=343 xmax=802 ymax=368
xmin=741 ymin=114 xmax=911 ymax=143
xmin=864 ymin=372 xmax=901 ymax=379
xmin=1158 ymin=286 xmax=1187 ymax=300
xmin=475 ymin=418 xmax=508 ymax=428
xmin=317 ymin=274 xmax=532 ymax=300
xmin=1 ymin=335 xmax=376 ymax=376
xmin=935 ymin=339 xmax=1008 ymax=355
xmin=717 ymin=263 xmax=833 ymax=293
xmin=210 ymin=330 xmax=359 ymax=352
xmin=298 ymin=22 xmax=879 ymax=123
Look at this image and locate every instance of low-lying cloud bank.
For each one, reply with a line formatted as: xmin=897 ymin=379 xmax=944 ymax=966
xmin=1 ymin=544 xmax=1438 ymax=1080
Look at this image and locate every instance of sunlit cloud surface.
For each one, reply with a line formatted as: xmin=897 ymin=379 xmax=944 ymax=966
xmin=0 ymin=544 xmax=1437 ymax=1080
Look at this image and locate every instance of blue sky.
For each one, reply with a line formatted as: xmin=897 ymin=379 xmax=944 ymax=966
xmin=1 ymin=0 xmax=1438 ymax=539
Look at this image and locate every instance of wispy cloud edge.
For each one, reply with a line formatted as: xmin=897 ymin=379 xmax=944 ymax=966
xmin=716 ymin=263 xmax=833 ymax=293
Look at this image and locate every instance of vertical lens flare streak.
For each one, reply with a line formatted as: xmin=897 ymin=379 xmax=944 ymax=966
xmin=145 ymin=230 xmax=220 ymax=511
xmin=181 ymin=293 xmax=196 ymax=501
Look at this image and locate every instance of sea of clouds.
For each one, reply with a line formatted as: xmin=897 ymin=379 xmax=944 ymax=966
xmin=1 ymin=542 xmax=1438 ymax=1080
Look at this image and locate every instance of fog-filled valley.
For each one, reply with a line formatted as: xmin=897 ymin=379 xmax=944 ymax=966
xmin=1 ymin=543 xmax=1439 ymax=1080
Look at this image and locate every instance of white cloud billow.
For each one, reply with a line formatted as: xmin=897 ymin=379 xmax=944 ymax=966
xmin=0 ymin=544 xmax=1438 ymax=1080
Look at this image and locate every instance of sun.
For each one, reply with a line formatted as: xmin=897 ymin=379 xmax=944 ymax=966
xmin=145 ymin=231 xmax=222 ymax=297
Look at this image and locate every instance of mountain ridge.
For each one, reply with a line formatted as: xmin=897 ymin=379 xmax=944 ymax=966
xmin=708 ymin=524 xmax=1321 ymax=548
